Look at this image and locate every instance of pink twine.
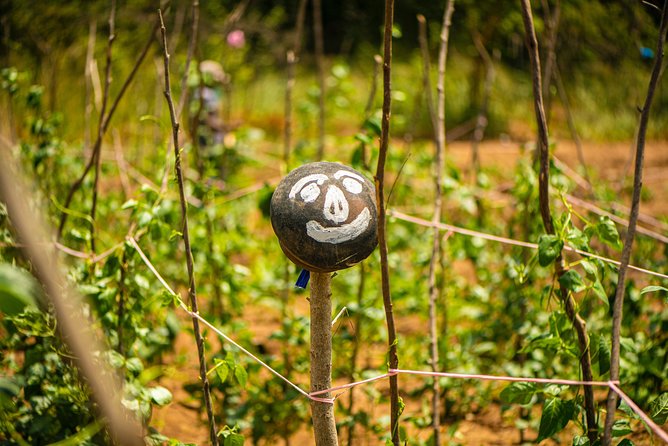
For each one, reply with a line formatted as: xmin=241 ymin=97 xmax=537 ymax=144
xmin=390 ymin=209 xmax=668 ymax=280
xmin=608 ymin=381 xmax=668 ymax=444
xmin=129 ymin=239 xmax=668 ymax=441
xmin=388 ymin=368 xmax=614 ymax=387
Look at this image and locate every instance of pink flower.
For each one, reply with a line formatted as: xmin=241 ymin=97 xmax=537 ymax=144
xmin=227 ymin=30 xmax=245 ymax=48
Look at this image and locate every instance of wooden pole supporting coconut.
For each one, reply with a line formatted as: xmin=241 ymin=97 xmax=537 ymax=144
xmin=270 ymin=161 xmax=378 ymax=445
xmin=310 ymin=272 xmax=338 ymax=446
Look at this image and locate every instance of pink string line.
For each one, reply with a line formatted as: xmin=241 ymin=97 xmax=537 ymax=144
xmin=565 ymin=193 xmax=668 ymax=245
xmin=609 ymin=381 xmax=668 ymax=444
xmin=389 ymin=368 xmax=614 ymax=387
xmin=128 ymin=237 xmax=334 ymax=405
xmin=390 ymin=209 xmax=668 ymax=281
xmin=128 ymin=240 xmax=668 ymax=440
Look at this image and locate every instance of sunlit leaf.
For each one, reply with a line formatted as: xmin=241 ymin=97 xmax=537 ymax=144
xmin=0 ymin=263 xmax=41 ymax=315
xmin=234 ymin=365 xmax=248 ymax=388
xmin=537 ymin=398 xmax=574 ymax=442
xmin=649 ymin=393 xmax=668 ymax=425
xmin=500 ymin=382 xmax=536 ymax=405
xmin=149 ymin=386 xmax=173 ymax=406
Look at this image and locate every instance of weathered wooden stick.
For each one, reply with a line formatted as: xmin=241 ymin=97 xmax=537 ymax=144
xmin=310 ymin=271 xmax=338 ymax=446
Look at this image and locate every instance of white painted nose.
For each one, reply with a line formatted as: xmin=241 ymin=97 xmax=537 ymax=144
xmin=323 ymin=185 xmax=349 ymax=223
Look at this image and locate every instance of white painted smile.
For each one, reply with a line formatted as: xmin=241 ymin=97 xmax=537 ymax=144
xmin=305 ymin=207 xmax=371 ymax=244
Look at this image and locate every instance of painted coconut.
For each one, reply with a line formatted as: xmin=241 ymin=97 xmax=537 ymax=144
xmin=270 ymin=162 xmax=378 ymax=273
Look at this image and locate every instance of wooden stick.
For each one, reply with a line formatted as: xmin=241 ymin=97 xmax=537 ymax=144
xmin=375 ymin=0 xmax=400 ymax=444
xmin=603 ymin=2 xmax=668 ymax=445
xmin=158 ymin=10 xmax=219 ymax=446
xmin=310 ymin=272 xmax=338 ymax=446
xmin=520 ymin=1 xmax=598 ymax=443
xmin=0 ymin=145 xmax=143 ymax=446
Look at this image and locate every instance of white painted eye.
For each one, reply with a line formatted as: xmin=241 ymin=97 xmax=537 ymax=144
xmin=300 ymin=182 xmax=321 ymax=202
xmin=342 ymin=177 xmax=363 ymax=194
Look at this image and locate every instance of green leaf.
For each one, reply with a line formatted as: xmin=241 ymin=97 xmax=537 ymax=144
xmin=598 ymin=335 xmax=611 ymax=376
xmin=611 ymin=419 xmax=632 ymax=437
xmin=234 ymin=365 xmax=248 ymax=388
xmin=500 ymin=382 xmax=537 ymax=405
xmin=0 ymin=377 xmax=21 ymax=397
xmin=223 ymin=433 xmax=245 ymax=446
xmin=214 ymin=359 xmax=229 ymax=384
xmin=591 ymin=280 xmax=609 ymax=308
xmin=45 ymin=420 xmax=104 ymax=446
xmin=649 ymin=392 xmax=668 ymax=424
xmin=640 ymin=285 xmax=668 ymax=295
xmin=537 ymin=398 xmax=574 ymax=442
xmin=559 ymin=269 xmax=586 ymax=294
xmin=595 ymin=216 xmax=623 ymax=250
xmin=149 ymin=386 xmax=173 ymax=406
xmin=538 ymin=234 xmax=564 ymax=267
xmin=616 ymin=439 xmax=635 ymax=446
xmin=0 ymin=263 xmax=41 ymax=315
xmin=572 ymin=435 xmax=590 ymax=446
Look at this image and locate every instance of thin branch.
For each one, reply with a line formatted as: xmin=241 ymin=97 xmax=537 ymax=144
xmin=176 ymin=0 xmax=199 ymax=119
xmin=91 ymin=0 xmax=117 ymax=253
xmin=283 ymin=0 xmax=308 ymax=172
xmin=520 ymin=1 xmax=598 ymax=443
xmin=603 ymin=2 xmax=668 ymax=445
xmin=158 ymin=9 xmax=219 ymax=446
xmin=57 ymin=18 xmax=158 ymax=240
xmin=375 ymin=0 xmax=399 ymax=444
xmin=84 ymin=20 xmax=97 ymax=150
xmin=471 ymin=31 xmax=493 ymax=182
xmin=312 ymin=0 xmax=326 ymax=160
xmin=553 ymin=63 xmax=592 ymax=191
xmin=0 ymin=148 xmax=144 ymax=446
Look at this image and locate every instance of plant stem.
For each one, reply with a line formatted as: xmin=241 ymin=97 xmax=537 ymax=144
xmin=520 ymin=1 xmax=598 ymax=443
xmin=603 ymin=3 xmax=668 ymax=445
xmin=375 ymin=0 xmax=400 ymax=444
xmin=158 ymin=10 xmax=219 ymax=446
xmin=310 ymin=272 xmax=338 ymax=446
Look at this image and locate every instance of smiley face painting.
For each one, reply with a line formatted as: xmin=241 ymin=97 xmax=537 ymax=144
xmin=271 ymin=162 xmax=378 ymax=273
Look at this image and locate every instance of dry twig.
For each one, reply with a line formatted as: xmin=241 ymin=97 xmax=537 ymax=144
xmin=603 ymin=2 xmax=668 ymax=444
xmin=375 ymin=0 xmax=400 ymax=443
xmin=158 ymin=9 xmax=219 ymax=446
xmin=520 ymin=1 xmax=598 ymax=443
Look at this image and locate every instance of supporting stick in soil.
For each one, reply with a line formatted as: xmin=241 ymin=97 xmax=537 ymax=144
xmin=603 ymin=3 xmax=668 ymax=445
xmin=0 ymin=148 xmax=144 ymax=446
xmin=520 ymin=1 xmax=598 ymax=443
xmin=310 ymin=272 xmax=338 ymax=446
xmin=158 ymin=10 xmax=219 ymax=446
xmin=376 ymin=0 xmax=400 ymax=444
